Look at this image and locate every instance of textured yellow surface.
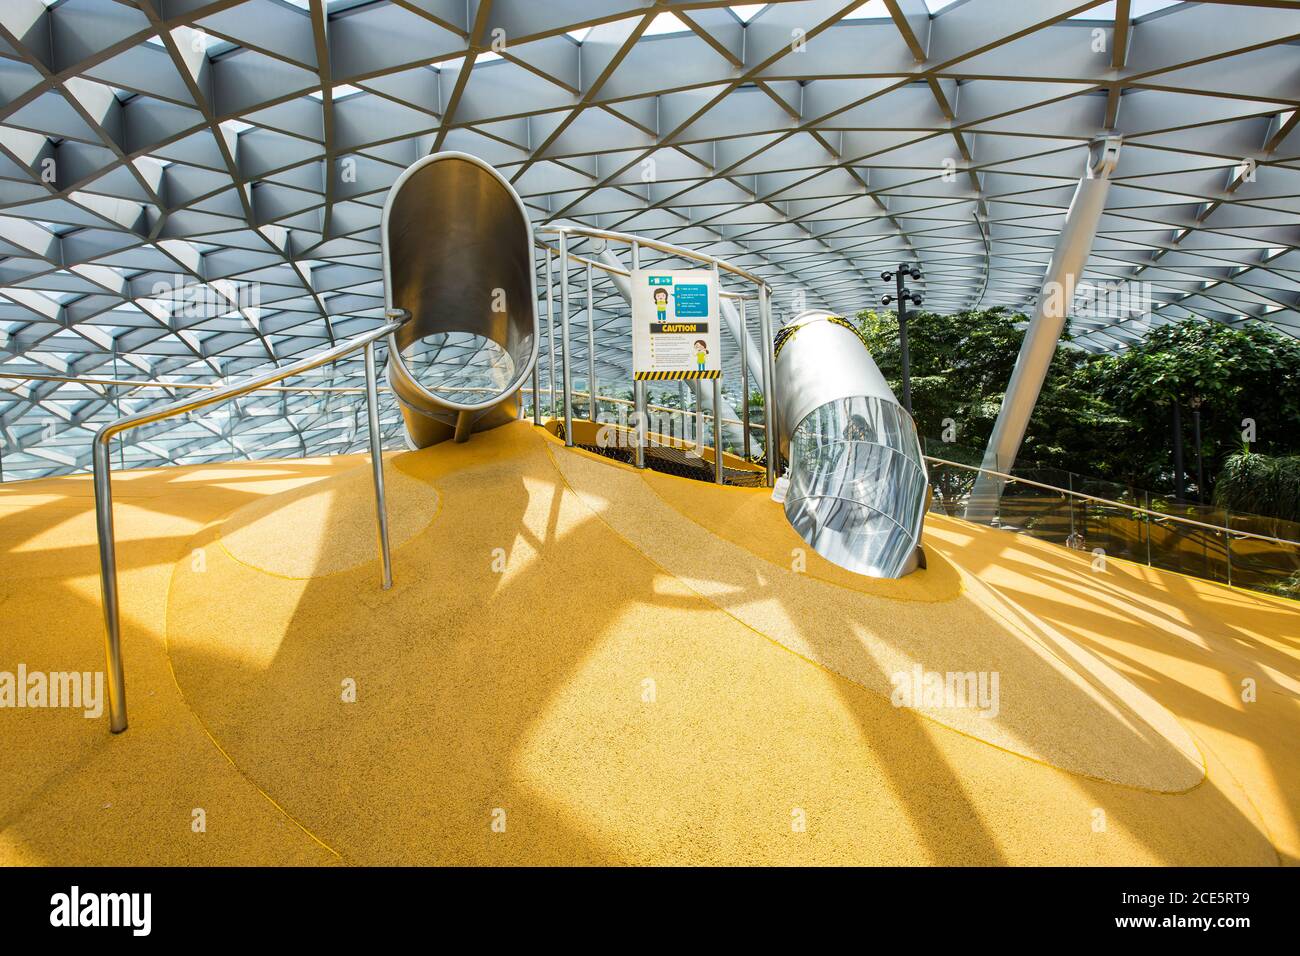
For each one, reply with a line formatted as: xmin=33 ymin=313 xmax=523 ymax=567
xmin=0 ymin=459 xmax=354 ymax=865
xmin=1 ymin=422 xmax=1297 ymax=865
xmin=643 ymin=461 xmax=963 ymax=601
xmin=549 ymin=443 xmax=1203 ymax=792
xmin=220 ymin=460 xmax=439 ymax=578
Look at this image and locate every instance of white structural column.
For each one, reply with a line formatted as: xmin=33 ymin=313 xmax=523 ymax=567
xmin=966 ymin=137 xmax=1121 ymax=524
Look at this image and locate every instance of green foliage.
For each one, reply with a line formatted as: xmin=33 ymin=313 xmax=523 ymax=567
xmin=852 ymin=309 xmax=1300 ymax=505
xmin=1214 ymin=452 xmax=1300 ymax=523
xmin=1260 ymin=571 xmax=1300 ymax=601
xmin=1094 ymin=321 xmax=1300 ymax=491
xmin=855 ymin=306 xmax=1119 ymax=475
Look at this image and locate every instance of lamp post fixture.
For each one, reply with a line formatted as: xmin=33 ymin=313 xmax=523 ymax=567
xmin=880 ymin=263 xmax=924 ymax=414
xmin=1190 ymin=395 xmax=1205 ymax=505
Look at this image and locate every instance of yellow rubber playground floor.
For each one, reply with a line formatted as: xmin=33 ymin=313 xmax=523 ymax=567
xmin=1 ymin=421 xmax=1297 ymax=865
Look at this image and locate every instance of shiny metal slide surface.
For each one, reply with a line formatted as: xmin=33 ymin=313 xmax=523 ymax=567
xmin=775 ymin=310 xmax=928 ymax=578
xmin=381 ymin=151 xmax=538 ymax=447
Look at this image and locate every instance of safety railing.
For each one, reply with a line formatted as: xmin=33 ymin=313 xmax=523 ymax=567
xmin=92 ymin=310 xmax=409 ymax=733
xmin=0 ymin=371 xmax=372 ymax=394
xmin=524 ymin=386 xmax=767 ymax=436
xmin=533 ymin=224 xmax=779 ymax=486
xmin=522 ymin=385 xmax=769 ymax=483
xmin=925 ymin=455 xmax=1300 ymax=599
xmin=527 ymin=378 xmax=1300 ymax=596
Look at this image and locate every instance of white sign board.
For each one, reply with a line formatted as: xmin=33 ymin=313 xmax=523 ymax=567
xmin=630 ymin=269 xmax=721 ymax=381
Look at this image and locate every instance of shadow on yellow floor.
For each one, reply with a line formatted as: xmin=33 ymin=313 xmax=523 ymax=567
xmin=922 ymin=520 xmax=1300 ymax=863
xmin=2 ymin=422 xmax=1296 ymax=865
xmin=0 ymin=458 xmax=357 ymax=864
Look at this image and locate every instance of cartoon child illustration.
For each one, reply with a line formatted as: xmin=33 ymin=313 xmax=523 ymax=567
xmin=694 ymin=339 xmax=708 ymax=372
xmin=653 ymin=288 xmax=669 ymax=323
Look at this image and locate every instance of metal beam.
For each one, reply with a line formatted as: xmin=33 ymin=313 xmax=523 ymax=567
xmin=966 ymin=136 xmax=1121 ymax=525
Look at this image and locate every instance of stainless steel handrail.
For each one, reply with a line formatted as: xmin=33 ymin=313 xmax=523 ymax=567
xmin=529 ymin=389 xmax=1295 ymax=548
xmin=0 ymin=372 xmax=370 ymax=394
xmin=536 ymin=224 xmax=769 ymax=288
xmin=3 ymin=373 xmax=552 ymax=398
xmin=532 ymin=238 xmax=756 ymax=301
xmin=93 ymin=312 xmax=409 ymax=733
xmin=926 ymin=454 xmax=1300 ymax=549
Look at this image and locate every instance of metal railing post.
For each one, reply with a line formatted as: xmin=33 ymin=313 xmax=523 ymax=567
xmin=694 ymin=383 xmax=704 ymax=446
xmin=1145 ymin=491 xmax=1153 ymax=567
xmin=560 ymin=231 xmax=574 ymax=446
xmin=90 ymin=317 xmax=406 ymax=733
xmin=1226 ymin=511 xmax=1233 ymax=587
xmin=713 ymin=375 xmax=724 ymax=485
xmin=1068 ymin=471 xmax=1075 ymax=541
xmin=631 ymin=240 xmax=646 ymax=469
xmin=739 ymin=298 xmax=750 ymax=461
xmin=758 ymin=283 xmax=777 ymax=487
xmin=633 ymin=381 xmax=647 ymax=468
xmin=93 ymin=438 xmax=128 ymax=733
xmin=546 ymin=248 xmax=555 ymax=418
xmin=364 ymin=341 xmax=393 ymax=590
xmin=586 ymin=260 xmax=597 ymax=423
xmin=678 ymin=381 xmax=688 ymax=444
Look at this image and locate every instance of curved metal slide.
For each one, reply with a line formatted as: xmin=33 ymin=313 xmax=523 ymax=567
xmin=774 ymin=310 xmax=928 ymax=578
xmin=379 ymin=154 xmax=924 ymax=579
xmin=381 ymin=152 xmax=539 ymax=447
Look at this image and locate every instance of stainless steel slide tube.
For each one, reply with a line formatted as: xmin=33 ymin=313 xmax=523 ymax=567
xmin=380 ymin=153 xmax=539 ymax=447
xmin=775 ymin=310 xmax=928 ymax=579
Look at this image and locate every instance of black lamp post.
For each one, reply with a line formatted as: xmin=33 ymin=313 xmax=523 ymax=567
xmin=880 ymin=263 xmax=923 ymax=415
xmin=1190 ymin=396 xmax=1205 ymax=504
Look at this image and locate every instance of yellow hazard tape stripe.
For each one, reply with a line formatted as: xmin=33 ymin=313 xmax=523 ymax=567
xmin=772 ymin=314 xmax=869 ymax=361
xmin=634 ymin=370 xmax=723 ymax=381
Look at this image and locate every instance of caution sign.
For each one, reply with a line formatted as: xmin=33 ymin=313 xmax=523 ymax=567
xmin=631 ymin=269 xmax=721 ymax=381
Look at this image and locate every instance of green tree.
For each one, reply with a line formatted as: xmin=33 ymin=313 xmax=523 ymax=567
xmin=1093 ymin=321 xmax=1300 ymax=493
xmin=1214 ymin=453 xmax=1300 ymax=523
xmin=854 ymin=309 xmax=1300 ymax=502
xmin=855 ymin=306 xmax=1120 ymax=474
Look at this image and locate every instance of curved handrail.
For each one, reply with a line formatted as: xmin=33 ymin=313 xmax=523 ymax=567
xmin=532 ymin=237 xmax=757 ymax=301
xmin=536 ymin=224 xmax=771 ymax=289
xmin=0 ymin=371 xmax=372 ymax=393
xmin=532 ymin=223 xmax=779 ymax=485
xmin=527 ymin=388 xmax=1299 ymax=552
xmin=93 ymin=311 xmax=409 ymax=733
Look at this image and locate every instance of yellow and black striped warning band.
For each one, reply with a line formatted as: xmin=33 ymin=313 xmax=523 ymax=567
xmin=634 ymin=370 xmax=723 ymax=381
xmin=772 ymin=314 xmax=870 ymax=361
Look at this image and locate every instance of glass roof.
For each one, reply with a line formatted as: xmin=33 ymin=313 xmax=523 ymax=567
xmin=1 ymin=0 xmax=1296 ymax=479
